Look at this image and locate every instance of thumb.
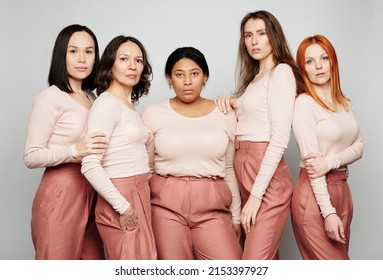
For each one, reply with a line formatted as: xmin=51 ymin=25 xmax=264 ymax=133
xmin=304 ymin=152 xmax=316 ymax=160
xmin=339 ymin=223 xmax=346 ymax=239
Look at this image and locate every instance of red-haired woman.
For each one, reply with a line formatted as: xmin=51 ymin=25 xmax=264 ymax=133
xmin=292 ymin=34 xmax=364 ymax=259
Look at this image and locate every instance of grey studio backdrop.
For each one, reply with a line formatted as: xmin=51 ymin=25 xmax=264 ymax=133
xmin=1 ymin=0 xmax=382 ymax=260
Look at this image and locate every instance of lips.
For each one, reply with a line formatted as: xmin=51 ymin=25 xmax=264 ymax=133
xmin=183 ymin=89 xmax=194 ymax=94
xmin=75 ymin=67 xmax=88 ymax=71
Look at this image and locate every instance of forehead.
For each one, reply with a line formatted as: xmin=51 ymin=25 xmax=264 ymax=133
xmin=244 ymin=18 xmax=266 ymax=31
xmin=68 ymin=31 xmax=94 ymax=47
xmin=117 ymin=41 xmax=142 ymax=56
xmin=173 ymin=58 xmax=201 ymax=71
xmin=305 ymin=43 xmax=326 ymax=56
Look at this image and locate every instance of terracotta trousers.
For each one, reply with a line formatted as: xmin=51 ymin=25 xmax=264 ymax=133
xmin=235 ymin=141 xmax=293 ymax=260
xmin=95 ymin=173 xmax=157 ymax=260
xmin=150 ymin=173 xmax=242 ymax=260
xmin=291 ymin=168 xmax=352 ymax=259
xmin=31 ymin=163 xmax=105 ymax=260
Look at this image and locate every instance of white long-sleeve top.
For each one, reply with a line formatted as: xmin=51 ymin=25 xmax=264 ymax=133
xmin=292 ymin=93 xmax=364 ymax=218
xmin=235 ymin=63 xmax=296 ymax=199
xmin=24 ymin=85 xmax=95 ymax=168
xmin=141 ymin=99 xmax=241 ymax=224
xmin=81 ymin=92 xmax=149 ymax=215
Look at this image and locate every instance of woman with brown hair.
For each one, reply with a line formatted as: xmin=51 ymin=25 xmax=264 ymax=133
xmin=215 ymin=10 xmax=303 ymax=259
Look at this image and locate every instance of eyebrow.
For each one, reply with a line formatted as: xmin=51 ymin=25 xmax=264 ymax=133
xmin=174 ymin=68 xmax=200 ymax=72
xmin=305 ymin=53 xmax=328 ymax=59
xmin=118 ymin=54 xmax=143 ymax=58
xmin=244 ymin=28 xmax=266 ymax=33
xmin=67 ymin=45 xmax=94 ymax=49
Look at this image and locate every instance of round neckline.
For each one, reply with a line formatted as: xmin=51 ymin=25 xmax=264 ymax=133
xmin=166 ymin=99 xmax=218 ymax=119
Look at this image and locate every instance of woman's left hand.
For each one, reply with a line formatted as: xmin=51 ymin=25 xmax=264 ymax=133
xmin=304 ymin=152 xmax=329 ymax=178
xmin=240 ymin=195 xmax=262 ymax=234
xmin=324 ymin=213 xmax=347 ymax=244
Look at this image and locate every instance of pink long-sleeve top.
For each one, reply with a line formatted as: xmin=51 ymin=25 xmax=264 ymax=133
xmin=141 ymin=99 xmax=241 ymax=223
xmin=292 ymin=94 xmax=364 ymax=218
xmin=81 ymin=92 xmax=149 ymax=215
xmin=24 ymin=85 xmax=95 ymax=168
xmin=235 ymin=63 xmax=296 ymax=199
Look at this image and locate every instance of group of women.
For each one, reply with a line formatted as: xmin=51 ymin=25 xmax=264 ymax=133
xmin=23 ymin=10 xmax=364 ymax=260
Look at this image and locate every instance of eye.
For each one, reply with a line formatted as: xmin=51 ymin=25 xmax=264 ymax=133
xmin=136 ymin=58 xmax=143 ymax=64
xmin=259 ymin=31 xmax=266 ymax=36
xmin=86 ymin=50 xmax=93 ymax=54
xmin=305 ymin=59 xmax=313 ymax=65
xmin=322 ymin=55 xmax=329 ymax=61
xmin=68 ymin=49 xmax=77 ymax=54
xmin=175 ymin=73 xmax=183 ymax=78
xmin=120 ymin=57 xmax=127 ymax=62
xmin=191 ymin=72 xmax=199 ymax=77
xmin=244 ymin=34 xmax=252 ymax=39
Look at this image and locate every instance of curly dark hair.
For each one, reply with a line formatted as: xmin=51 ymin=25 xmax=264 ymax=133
xmin=96 ymin=35 xmax=153 ymax=104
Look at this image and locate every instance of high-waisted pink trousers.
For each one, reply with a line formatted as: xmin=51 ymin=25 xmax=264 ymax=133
xmin=235 ymin=141 xmax=293 ymax=260
xmin=150 ymin=173 xmax=242 ymax=260
xmin=291 ymin=168 xmax=352 ymax=259
xmin=31 ymin=163 xmax=104 ymax=260
xmin=95 ymin=173 xmax=157 ymax=260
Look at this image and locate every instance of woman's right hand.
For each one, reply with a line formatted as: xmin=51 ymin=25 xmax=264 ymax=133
xmin=214 ymin=94 xmax=237 ymax=114
xmin=120 ymin=206 xmax=138 ymax=230
xmin=76 ymin=131 xmax=107 ymax=157
xmin=324 ymin=213 xmax=347 ymax=244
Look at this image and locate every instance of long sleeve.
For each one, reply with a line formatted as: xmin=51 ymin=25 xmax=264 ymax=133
xmin=81 ymin=96 xmax=130 ymax=215
xmin=326 ymin=134 xmax=364 ymax=170
xmin=250 ymin=64 xmax=296 ymax=199
xmin=293 ymin=95 xmax=336 ymax=218
xmin=141 ymin=109 xmax=155 ymax=175
xmin=223 ymin=111 xmax=241 ymax=224
xmin=24 ymin=87 xmax=84 ymax=169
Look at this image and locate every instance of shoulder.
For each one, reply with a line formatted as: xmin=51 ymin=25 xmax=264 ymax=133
xmin=91 ymin=92 xmax=121 ymax=112
xmin=142 ymin=99 xmax=169 ymax=116
xmin=33 ymin=85 xmax=65 ymax=107
xmin=294 ymin=93 xmax=319 ymax=114
xmin=270 ymin=63 xmax=295 ymax=83
xmin=295 ymin=93 xmax=315 ymax=105
xmin=273 ymin=63 xmax=293 ymax=75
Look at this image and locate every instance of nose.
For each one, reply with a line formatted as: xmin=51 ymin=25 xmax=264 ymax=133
xmin=77 ymin=52 xmax=85 ymax=63
xmin=252 ymin=36 xmax=258 ymax=45
xmin=315 ymin=60 xmax=322 ymax=69
xmin=128 ymin=59 xmax=137 ymax=70
xmin=184 ymin=75 xmax=192 ymax=86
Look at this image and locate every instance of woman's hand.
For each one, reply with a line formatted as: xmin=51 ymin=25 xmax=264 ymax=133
xmin=76 ymin=131 xmax=107 ymax=157
xmin=233 ymin=223 xmax=242 ymax=241
xmin=304 ymin=152 xmax=329 ymax=178
xmin=324 ymin=213 xmax=346 ymax=244
xmin=120 ymin=206 xmax=138 ymax=230
xmin=214 ymin=94 xmax=237 ymax=114
xmin=240 ymin=195 xmax=262 ymax=234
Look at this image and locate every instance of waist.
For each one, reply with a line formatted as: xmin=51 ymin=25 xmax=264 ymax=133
xmin=110 ymin=172 xmax=150 ymax=184
xmin=45 ymin=163 xmax=81 ymax=173
xmin=235 ymin=140 xmax=269 ymax=150
xmin=300 ymin=168 xmax=348 ymax=181
xmin=155 ymin=173 xmax=223 ymax=181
